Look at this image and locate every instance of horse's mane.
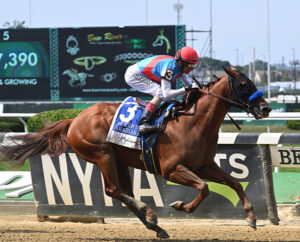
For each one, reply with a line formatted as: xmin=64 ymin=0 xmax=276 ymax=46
xmin=172 ymin=75 xmax=223 ymax=116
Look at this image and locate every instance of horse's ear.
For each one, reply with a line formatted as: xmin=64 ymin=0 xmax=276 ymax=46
xmin=223 ymin=66 xmax=235 ymax=77
xmin=223 ymin=66 xmax=238 ymax=77
xmin=229 ymin=66 xmax=237 ymax=72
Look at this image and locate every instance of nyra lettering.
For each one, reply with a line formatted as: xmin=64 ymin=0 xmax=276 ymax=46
xmin=214 ymin=153 xmax=249 ymax=179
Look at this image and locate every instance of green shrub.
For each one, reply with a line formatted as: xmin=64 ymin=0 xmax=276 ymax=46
xmin=27 ymin=109 xmax=83 ymax=132
xmin=287 ymin=120 xmax=300 ymax=130
xmin=287 ymin=109 xmax=300 ymax=130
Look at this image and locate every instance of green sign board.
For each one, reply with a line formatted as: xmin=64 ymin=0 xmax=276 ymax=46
xmin=0 ymin=25 xmax=185 ymax=101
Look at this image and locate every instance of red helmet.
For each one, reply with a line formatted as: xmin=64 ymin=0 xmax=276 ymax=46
xmin=175 ymin=46 xmax=199 ymax=64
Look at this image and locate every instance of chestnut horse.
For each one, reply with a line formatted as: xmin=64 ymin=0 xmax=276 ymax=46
xmin=0 ymin=66 xmax=271 ymax=238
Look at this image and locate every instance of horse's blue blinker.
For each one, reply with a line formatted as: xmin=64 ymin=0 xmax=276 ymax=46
xmin=249 ymin=90 xmax=264 ymax=102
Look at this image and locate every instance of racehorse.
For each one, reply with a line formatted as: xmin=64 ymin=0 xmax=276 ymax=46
xmin=0 ymin=66 xmax=271 ymax=239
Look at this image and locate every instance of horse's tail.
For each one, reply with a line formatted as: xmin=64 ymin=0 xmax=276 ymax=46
xmin=0 ymin=119 xmax=73 ymax=166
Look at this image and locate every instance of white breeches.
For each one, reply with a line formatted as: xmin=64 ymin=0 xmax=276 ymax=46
xmin=124 ymin=64 xmax=163 ymax=99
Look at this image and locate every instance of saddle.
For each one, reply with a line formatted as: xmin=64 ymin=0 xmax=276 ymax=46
xmin=106 ymin=96 xmax=175 ymax=174
xmin=106 ymin=91 xmax=204 ymax=174
xmin=139 ymin=101 xmax=175 ymax=174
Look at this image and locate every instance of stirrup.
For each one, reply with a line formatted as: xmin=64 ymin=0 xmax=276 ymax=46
xmin=139 ymin=123 xmax=162 ymax=134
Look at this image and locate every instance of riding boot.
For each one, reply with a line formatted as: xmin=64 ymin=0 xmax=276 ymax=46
xmin=138 ymin=110 xmax=162 ymax=134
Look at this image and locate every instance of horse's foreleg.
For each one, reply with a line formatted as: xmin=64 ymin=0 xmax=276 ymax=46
xmin=165 ymin=164 xmax=209 ymax=213
xmin=196 ymin=162 xmax=257 ymax=229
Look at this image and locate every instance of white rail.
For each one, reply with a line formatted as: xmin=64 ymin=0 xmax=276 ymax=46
xmin=225 ymin=112 xmax=300 ymax=121
xmin=0 ymin=113 xmax=36 ymax=118
xmin=0 ymin=113 xmax=35 ymax=133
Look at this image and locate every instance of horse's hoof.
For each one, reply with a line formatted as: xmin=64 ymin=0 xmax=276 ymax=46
xmin=169 ymin=201 xmax=184 ymax=210
xmin=156 ymin=229 xmax=169 ymax=238
xmin=247 ymin=218 xmax=257 ymax=230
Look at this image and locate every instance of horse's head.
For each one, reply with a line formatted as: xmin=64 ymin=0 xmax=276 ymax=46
xmin=223 ymin=66 xmax=271 ymax=119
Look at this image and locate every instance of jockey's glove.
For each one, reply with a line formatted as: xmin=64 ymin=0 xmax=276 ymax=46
xmin=184 ymin=82 xmax=198 ymax=91
xmin=184 ymin=85 xmax=193 ymax=91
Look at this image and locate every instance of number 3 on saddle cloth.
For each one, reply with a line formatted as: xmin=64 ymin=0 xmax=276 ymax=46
xmin=106 ymin=96 xmax=174 ymax=174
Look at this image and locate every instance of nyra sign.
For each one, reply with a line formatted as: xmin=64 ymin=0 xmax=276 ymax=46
xmin=29 ymin=145 xmax=268 ymax=219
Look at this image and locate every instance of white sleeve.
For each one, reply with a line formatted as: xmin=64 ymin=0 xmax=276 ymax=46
xmin=161 ymin=78 xmax=185 ymax=101
xmin=181 ymin=74 xmax=192 ymax=86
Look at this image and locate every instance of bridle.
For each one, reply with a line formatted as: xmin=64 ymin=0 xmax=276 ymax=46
xmin=173 ymin=73 xmax=264 ymax=129
xmin=190 ymin=74 xmax=264 ymax=130
xmin=192 ymin=75 xmax=263 ymax=114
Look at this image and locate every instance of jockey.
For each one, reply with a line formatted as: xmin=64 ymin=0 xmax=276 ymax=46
xmin=124 ymin=46 xmax=199 ymax=134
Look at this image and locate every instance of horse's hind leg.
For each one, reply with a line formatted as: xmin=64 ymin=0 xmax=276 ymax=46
xmin=68 ymin=118 xmax=168 ymax=238
xmin=95 ymin=146 xmax=169 ymax=238
xmin=115 ymin=161 xmax=134 ymax=197
xmin=115 ymin=160 xmax=158 ymax=225
xmin=196 ymin=162 xmax=257 ymax=229
xmin=120 ymin=195 xmax=169 ymax=238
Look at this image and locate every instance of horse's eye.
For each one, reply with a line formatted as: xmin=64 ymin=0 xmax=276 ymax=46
xmin=239 ymin=81 xmax=249 ymax=92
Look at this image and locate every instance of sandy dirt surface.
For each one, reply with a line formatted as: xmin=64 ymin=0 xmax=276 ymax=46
xmin=0 ymin=206 xmax=299 ymax=241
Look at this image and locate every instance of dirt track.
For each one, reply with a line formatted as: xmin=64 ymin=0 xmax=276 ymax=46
xmin=0 ymin=206 xmax=299 ymax=241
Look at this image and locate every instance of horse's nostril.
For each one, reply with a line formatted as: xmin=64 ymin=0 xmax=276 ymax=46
xmin=261 ymin=106 xmax=271 ymax=117
xmin=261 ymin=104 xmax=271 ymax=112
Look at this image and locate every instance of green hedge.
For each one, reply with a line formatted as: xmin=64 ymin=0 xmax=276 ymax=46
xmin=287 ymin=120 xmax=300 ymax=130
xmin=287 ymin=109 xmax=300 ymax=130
xmin=27 ymin=109 xmax=83 ymax=132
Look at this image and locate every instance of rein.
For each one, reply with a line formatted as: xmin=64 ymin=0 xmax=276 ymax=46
xmin=197 ymin=88 xmax=246 ymax=109
xmin=192 ymin=77 xmax=251 ymax=131
xmin=175 ymin=75 xmax=263 ymax=130
xmin=187 ymin=70 xmax=264 ymax=130
xmin=192 ymin=77 xmax=248 ymax=110
xmin=194 ymin=88 xmax=242 ymax=130
xmin=193 ymin=77 xmax=251 ymax=112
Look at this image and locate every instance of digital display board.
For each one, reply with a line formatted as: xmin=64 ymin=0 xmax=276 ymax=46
xmin=0 ymin=29 xmax=50 ymax=100
xmin=0 ymin=26 xmax=185 ymax=101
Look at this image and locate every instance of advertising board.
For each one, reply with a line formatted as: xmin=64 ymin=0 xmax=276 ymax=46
xmin=29 ymin=145 xmax=268 ymax=219
xmin=0 ymin=25 xmax=185 ymax=101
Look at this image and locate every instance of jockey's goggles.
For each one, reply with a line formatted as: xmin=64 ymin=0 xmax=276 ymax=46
xmin=185 ymin=63 xmax=197 ymax=69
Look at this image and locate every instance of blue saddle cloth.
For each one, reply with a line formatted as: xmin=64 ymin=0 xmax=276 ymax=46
xmin=106 ymin=96 xmax=173 ymax=174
